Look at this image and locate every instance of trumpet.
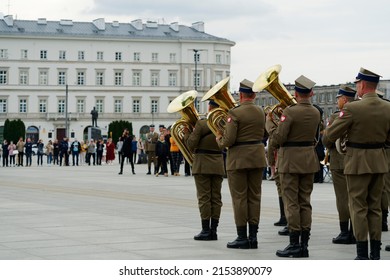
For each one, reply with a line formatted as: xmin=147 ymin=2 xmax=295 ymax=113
xmin=253 ymin=64 xmax=296 ymax=125
xmin=201 ymin=76 xmax=237 ymax=136
xmin=167 ymin=90 xmax=200 ymax=165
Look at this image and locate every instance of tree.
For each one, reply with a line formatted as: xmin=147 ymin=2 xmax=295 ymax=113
xmin=108 ymin=120 xmax=133 ymax=144
xmin=3 ymin=119 xmax=26 ymax=143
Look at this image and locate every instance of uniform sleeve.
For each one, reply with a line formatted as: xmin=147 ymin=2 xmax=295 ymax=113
xmin=217 ymin=111 xmax=238 ymax=148
xmin=185 ymin=120 xmax=202 ymax=152
xmin=269 ymin=109 xmax=291 ymax=147
xmin=323 ymin=108 xmax=352 ymax=144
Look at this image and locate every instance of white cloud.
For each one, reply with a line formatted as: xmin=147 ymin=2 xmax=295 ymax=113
xmin=3 ymin=0 xmax=390 ymax=89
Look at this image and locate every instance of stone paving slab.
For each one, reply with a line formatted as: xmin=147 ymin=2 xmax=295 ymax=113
xmin=0 ymin=162 xmax=389 ymax=260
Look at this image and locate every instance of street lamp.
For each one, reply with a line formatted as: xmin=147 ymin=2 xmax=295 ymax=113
xmin=193 ymin=49 xmax=199 ymax=91
xmin=65 ymin=84 xmax=69 ymax=138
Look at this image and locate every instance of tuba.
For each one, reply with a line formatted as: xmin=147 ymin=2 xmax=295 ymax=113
xmin=252 ymin=64 xmax=297 ymax=125
xmin=167 ymin=90 xmax=200 ymax=165
xmin=201 ymin=76 xmax=237 ymax=136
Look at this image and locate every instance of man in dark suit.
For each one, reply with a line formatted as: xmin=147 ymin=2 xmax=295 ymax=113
xmin=216 ymin=79 xmax=267 ymax=249
xmin=145 ymin=124 xmax=159 ymax=175
xmin=184 ymin=100 xmax=225 ymax=241
xmin=323 ymin=67 xmax=390 ymax=260
xmin=323 ymin=85 xmax=357 ymax=245
xmin=266 ymin=75 xmax=321 ymax=258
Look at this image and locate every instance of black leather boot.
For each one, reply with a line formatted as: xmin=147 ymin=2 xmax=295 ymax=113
xmin=276 ymin=231 xmax=302 ymax=258
xmin=248 ymin=224 xmax=258 ymax=249
xmin=385 ymin=244 xmax=390 ymax=251
xmin=301 ymin=230 xmax=310 ymax=258
xmin=210 ymin=218 xmax=219 ymax=240
xmin=274 ymin=197 xmax=287 ymax=226
xmin=146 ymin=167 xmax=151 ymax=175
xmin=355 ymin=241 xmax=369 ymax=260
xmin=227 ymin=226 xmax=250 ymax=249
xmin=382 ymin=210 xmax=388 ymax=232
xmin=278 ymin=226 xmax=289 ymax=236
xmin=332 ymin=221 xmax=352 ymax=244
xmin=370 ymin=240 xmax=381 ymax=260
xmin=194 ymin=219 xmax=211 ymax=240
xmin=349 ymin=220 xmax=356 ymax=244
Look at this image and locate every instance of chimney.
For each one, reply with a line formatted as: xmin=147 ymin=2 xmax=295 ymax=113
xmin=130 ymin=19 xmax=143 ymax=30
xmin=4 ymin=15 xmax=14 ymax=27
xmin=37 ymin=18 xmax=47 ymax=25
xmin=93 ymin=18 xmax=105 ymax=31
xmin=170 ymin=22 xmax=179 ymax=32
xmin=191 ymin=21 xmax=204 ymax=32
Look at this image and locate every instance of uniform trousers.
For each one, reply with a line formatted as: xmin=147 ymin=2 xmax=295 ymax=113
xmin=331 ymin=169 xmax=350 ymax=222
xmin=147 ymin=151 xmax=157 ymax=170
xmin=194 ymin=174 xmax=223 ymax=220
xmin=346 ymin=173 xmax=384 ymax=241
xmin=227 ymin=168 xmax=263 ymax=226
xmin=280 ymin=173 xmax=314 ymax=232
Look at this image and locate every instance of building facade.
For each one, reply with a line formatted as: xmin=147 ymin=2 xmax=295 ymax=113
xmin=0 ymin=15 xmax=235 ymax=143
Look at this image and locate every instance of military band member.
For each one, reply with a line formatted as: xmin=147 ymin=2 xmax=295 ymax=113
xmin=323 ymin=67 xmax=390 ymax=260
xmin=144 ymin=124 xmax=159 ymax=175
xmin=184 ymin=100 xmax=225 ymax=241
xmin=323 ymin=85 xmax=356 ymax=244
xmin=216 ymin=79 xmax=267 ymax=249
xmin=266 ymin=75 xmax=321 ymax=258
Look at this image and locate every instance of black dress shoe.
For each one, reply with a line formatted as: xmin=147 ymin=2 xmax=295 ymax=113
xmin=118 ymin=171 xmax=123 ymax=175
xmin=278 ymin=226 xmax=289 ymax=236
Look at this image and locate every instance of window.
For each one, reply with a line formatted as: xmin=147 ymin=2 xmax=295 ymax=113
xmin=226 ymin=52 xmax=230 ymax=64
xmin=133 ymin=99 xmax=140 ymax=113
xmin=328 ymin=107 xmax=333 ymax=116
xmin=58 ymin=71 xmax=66 ymax=85
xmin=132 ymin=71 xmax=141 ymax=86
xmin=0 ymin=70 xmax=7 ymax=84
xmin=58 ymin=99 xmax=65 ymax=113
xmin=96 ymin=99 xmax=104 ymax=113
xmin=115 ymin=52 xmax=122 ymax=61
xmin=77 ymin=71 xmax=85 ymax=85
xmin=96 ymin=71 xmax=104 ymax=86
xmin=114 ymin=99 xmax=122 ymax=113
xmin=114 ymin=71 xmax=123 ymax=86
xmin=152 ymin=53 xmax=158 ymax=62
xmin=39 ymin=99 xmax=47 ymax=113
xmin=216 ymin=54 xmax=222 ymax=64
xmin=151 ymin=72 xmax=159 ymax=86
xmin=0 ymin=49 xmax=8 ymax=59
xmin=133 ymin=52 xmax=140 ymax=62
xmin=151 ymin=99 xmax=158 ymax=113
xmin=77 ymin=99 xmax=85 ymax=113
xmin=268 ymin=97 xmax=273 ymax=106
xmin=168 ymin=72 xmax=177 ymax=86
xmin=21 ymin=49 xmax=28 ymax=59
xmin=169 ymin=53 xmax=176 ymax=63
xmin=78 ymin=51 xmax=85 ymax=60
xmin=40 ymin=50 xmax=47 ymax=59
xmin=97 ymin=51 xmax=104 ymax=61
xmin=0 ymin=99 xmax=7 ymax=113
xmin=320 ymin=93 xmax=326 ymax=103
xmin=59 ymin=50 xmax=66 ymax=60
xmin=39 ymin=70 xmax=48 ymax=85
xmin=327 ymin=92 xmax=333 ymax=103
xmin=19 ymin=70 xmax=29 ymax=85
xmin=215 ymin=73 xmax=223 ymax=84
xmin=19 ymin=99 xmax=27 ymax=113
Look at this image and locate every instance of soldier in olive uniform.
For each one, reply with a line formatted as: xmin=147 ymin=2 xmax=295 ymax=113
xmin=323 ymin=85 xmax=356 ymax=244
xmin=216 ymin=79 xmax=267 ymax=249
xmin=323 ymin=68 xmax=390 ymax=260
xmin=184 ymin=100 xmax=225 ymax=241
xmin=145 ymin=124 xmax=159 ymax=175
xmin=266 ymin=75 xmax=321 ymax=258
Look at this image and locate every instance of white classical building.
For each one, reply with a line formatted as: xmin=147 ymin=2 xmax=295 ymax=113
xmin=0 ymin=15 xmax=235 ymax=143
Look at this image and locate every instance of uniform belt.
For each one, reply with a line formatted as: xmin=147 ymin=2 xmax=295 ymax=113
xmin=232 ymin=140 xmax=263 ymax=147
xmin=346 ymin=142 xmax=385 ymax=149
xmin=195 ymin=149 xmax=222 ymax=155
xmin=281 ymin=141 xmax=315 ymax=147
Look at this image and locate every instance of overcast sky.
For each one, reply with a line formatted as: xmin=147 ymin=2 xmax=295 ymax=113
xmin=2 ymin=0 xmax=390 ymax=90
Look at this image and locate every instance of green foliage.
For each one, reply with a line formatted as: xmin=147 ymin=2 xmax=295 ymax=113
xmin=107 ymin=120 xmax=132 ymax=144
xmin=3 ymin=119 xmax=26 ymax=143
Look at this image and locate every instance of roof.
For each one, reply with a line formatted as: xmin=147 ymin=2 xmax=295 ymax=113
xmin=0 ymin=17 xmax=235 ymax=45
